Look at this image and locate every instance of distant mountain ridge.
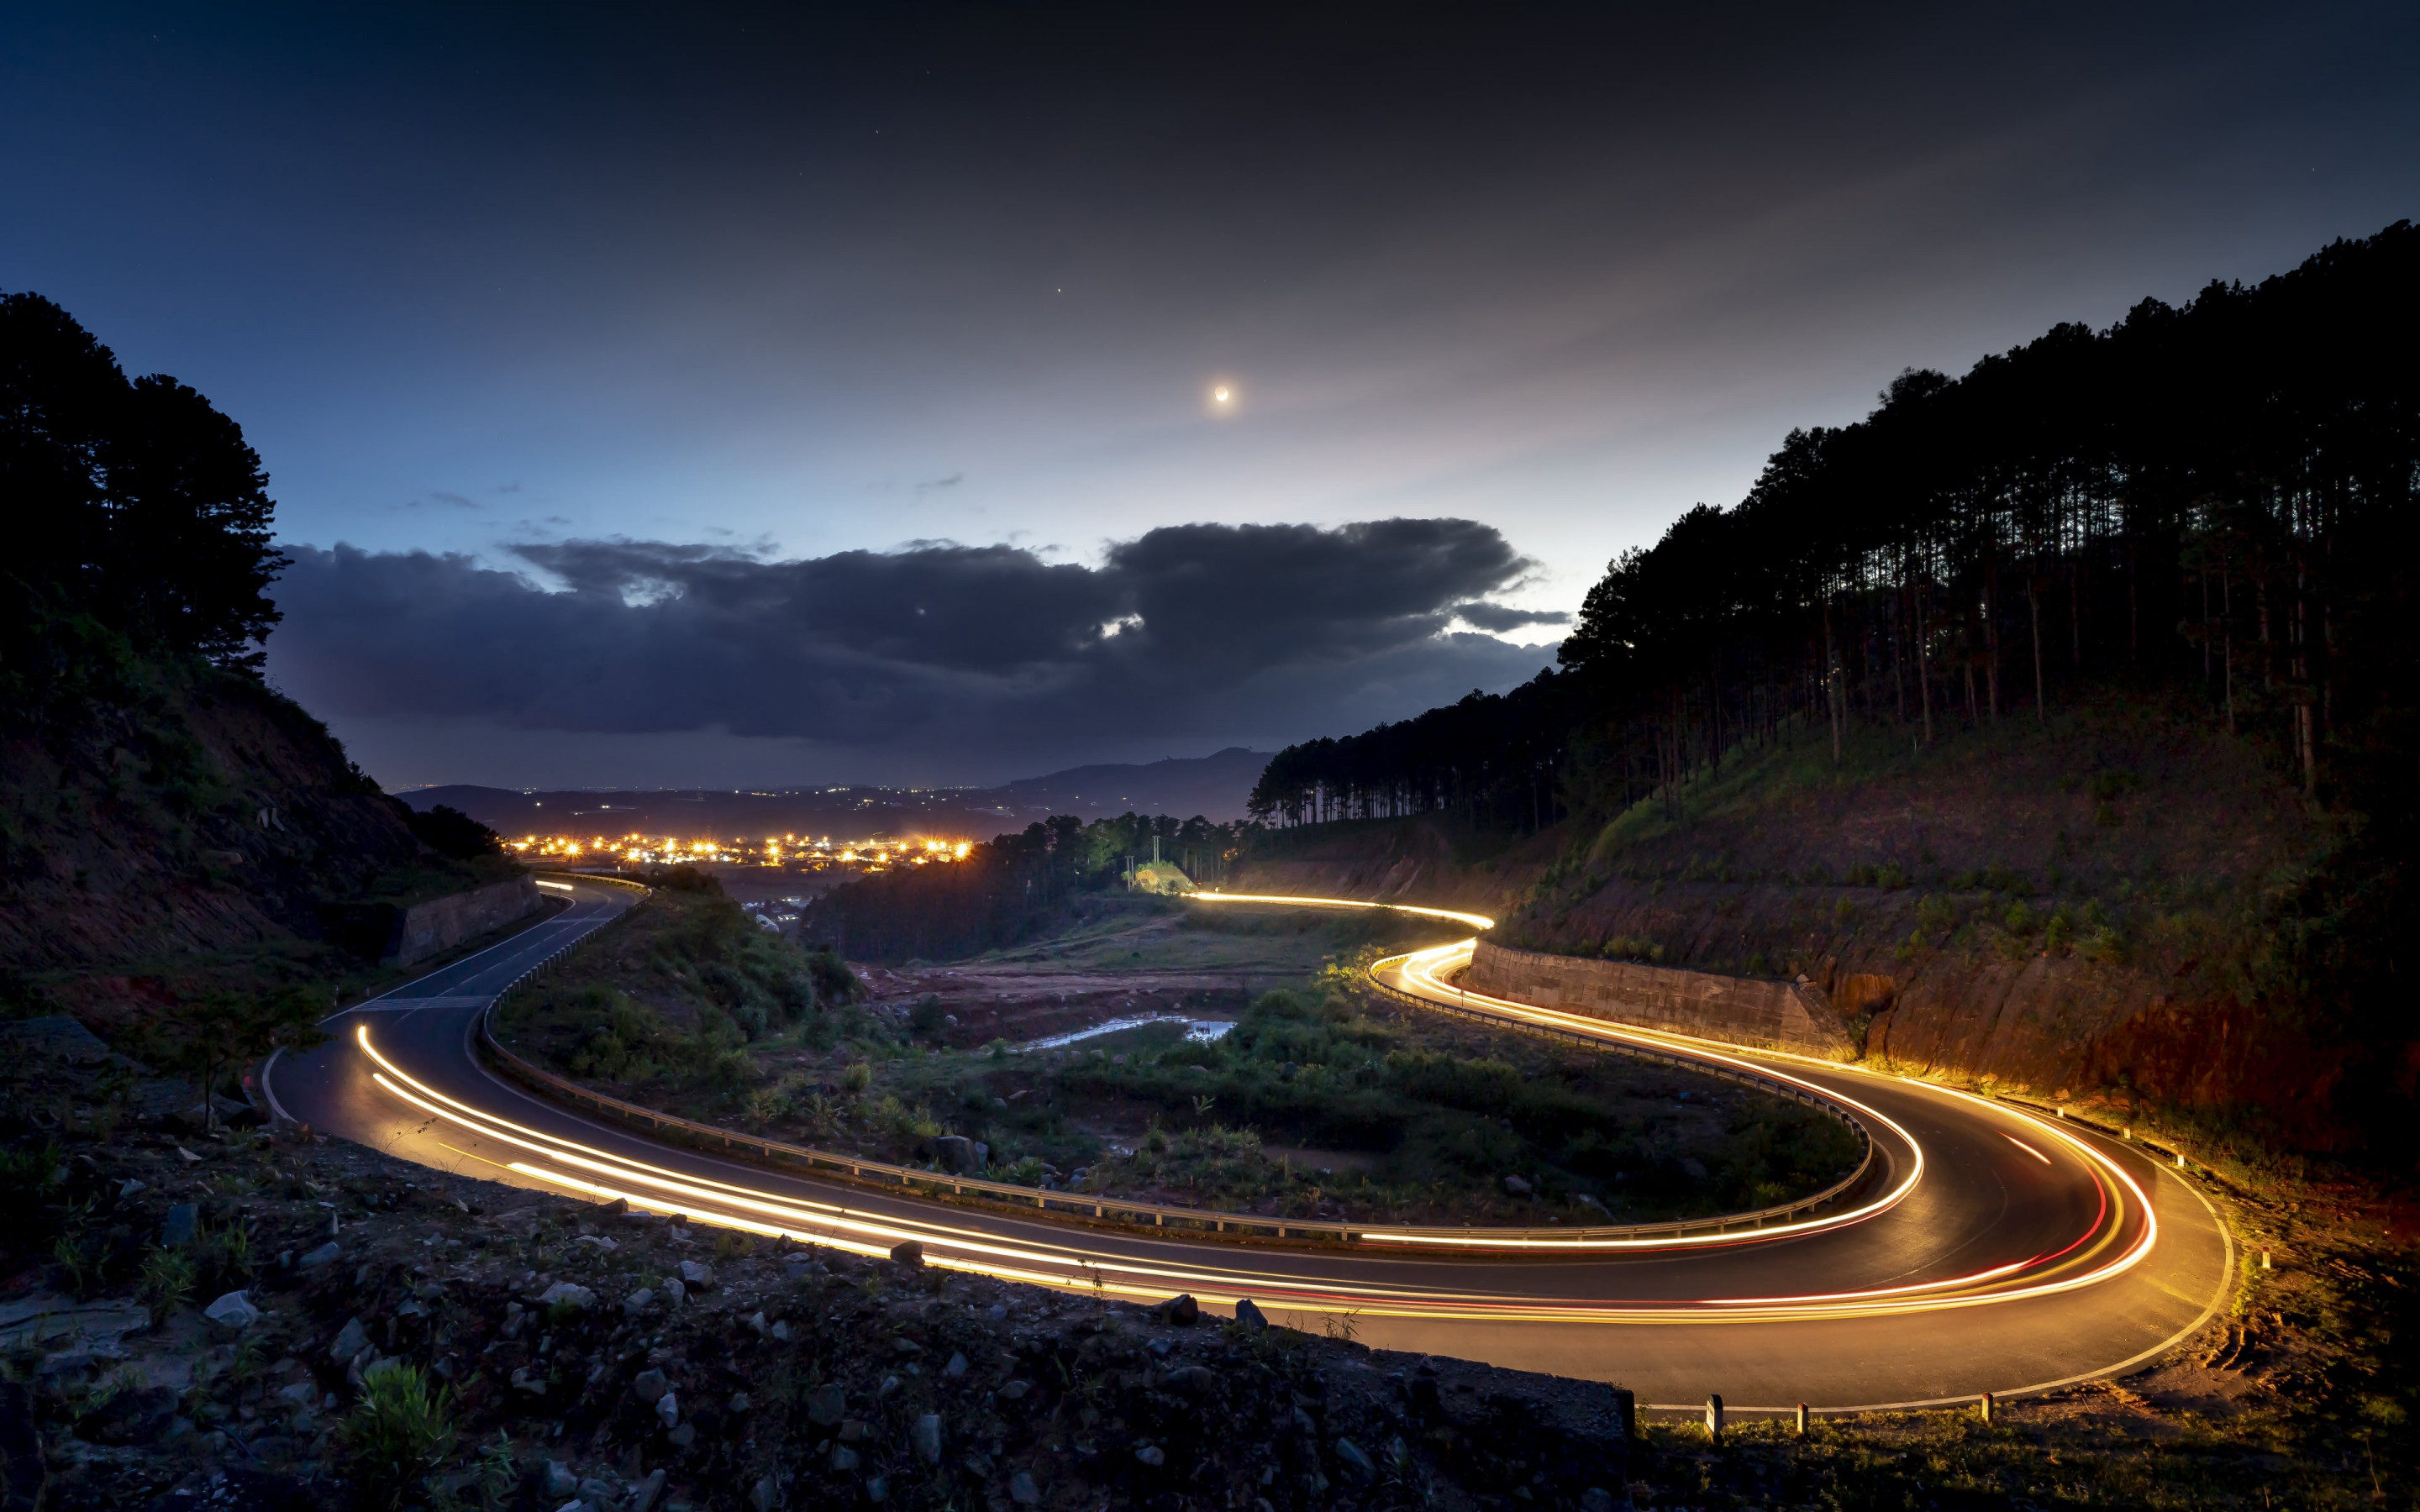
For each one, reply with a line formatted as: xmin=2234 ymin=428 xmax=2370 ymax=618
xmin=398 ymin=747 xmax=1275 ymax=838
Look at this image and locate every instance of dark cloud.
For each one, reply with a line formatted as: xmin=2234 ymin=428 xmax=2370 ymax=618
xmin=913 ymin=474 xmax=964 ymax=493
xmin=1453 ymin=602 xmax=1570 ymax=633
xmin=266 ymin=518 xmax=1554 ymax=784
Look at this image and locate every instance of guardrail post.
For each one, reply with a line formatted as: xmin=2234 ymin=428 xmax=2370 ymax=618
xmin=1794 ymin=1403 xmax=1808 ymax=1436
xmin=1978 ymin=1391 xmax=1995 ymax=1423
xmin=1705 ymin=1394 xmax=1723 ymax=1442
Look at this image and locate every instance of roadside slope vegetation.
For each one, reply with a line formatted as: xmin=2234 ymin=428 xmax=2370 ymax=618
xmin=1252 ymin=223 xmax=2420 ymax=1151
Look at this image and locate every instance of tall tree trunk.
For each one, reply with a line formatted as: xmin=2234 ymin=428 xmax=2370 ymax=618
xmin=2028 ymin=569 xmax=2047 ymax=727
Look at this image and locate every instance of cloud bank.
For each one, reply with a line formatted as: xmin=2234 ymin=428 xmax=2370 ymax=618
xmin=268 ymin=518 xmax=1561 ymax=787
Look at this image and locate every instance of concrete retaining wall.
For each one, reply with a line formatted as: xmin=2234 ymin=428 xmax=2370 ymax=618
xmin=1465 ymin=940 xmax=1860 ymax=1060
xmin=392 ymin=877 xmax=542 ymax=964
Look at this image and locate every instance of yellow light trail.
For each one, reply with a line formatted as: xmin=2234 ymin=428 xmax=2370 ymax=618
xmin=355 ymin=995 xmax=2163 ymax=1323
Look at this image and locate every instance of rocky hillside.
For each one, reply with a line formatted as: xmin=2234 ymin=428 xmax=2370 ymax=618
xmin=1497 ymin=692 xmax=2344 ymax=1139
xmin=1 ymin=1020 xmax=1631 ymax=1512
xmin=0 ymin=649 xmax=494 ymax=1028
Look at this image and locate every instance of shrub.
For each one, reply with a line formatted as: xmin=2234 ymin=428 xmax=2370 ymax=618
xmin=341 ymin=1359 xmax=456 ymax=1510
xmin=137 ymin=1247 xmax=197 ymax=1315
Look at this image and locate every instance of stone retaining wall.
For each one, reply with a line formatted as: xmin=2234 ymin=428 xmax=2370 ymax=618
xmin=392 ymin=877 xmax=542 ymax=963
xmin=1465 ymin=939 xmax=1860 ymax=1060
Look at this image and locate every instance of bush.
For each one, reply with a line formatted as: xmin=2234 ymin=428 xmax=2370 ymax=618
xmin=341 ymin=1359 xmax=455 ymax=1509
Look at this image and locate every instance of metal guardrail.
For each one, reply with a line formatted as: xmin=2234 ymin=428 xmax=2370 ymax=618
xmin=472 ymin=890 xmax=1884 ymax=1248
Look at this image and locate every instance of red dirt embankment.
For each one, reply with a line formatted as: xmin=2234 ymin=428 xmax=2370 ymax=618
xmin=1499 ymin=699 xmax=2356 ymax=1141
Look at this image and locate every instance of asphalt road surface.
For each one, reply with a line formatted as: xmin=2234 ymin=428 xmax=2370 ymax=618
xmin=265 ymin=877 xmax=2233 ymax=1413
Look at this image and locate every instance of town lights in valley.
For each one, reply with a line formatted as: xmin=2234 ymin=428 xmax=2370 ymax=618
xmin=512 ymin=829 xmax=976 ymax=874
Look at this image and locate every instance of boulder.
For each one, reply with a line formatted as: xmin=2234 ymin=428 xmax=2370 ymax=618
xmin=1233 ymin=1298 xmax=1269 ymax=1333
xmin=328 ymin=1319 xmax=368 ymax=1363
xmin=1151 ymin=1294 xmax=1200 ymax=1326
xmin=677 ymin=1260 xmax=714 ymax=1287
xmin=203 ymin=1291 xmax=260 ymax=1329
xmin=1502 ymin=1173 xmax=1533 ymax=1197
xmin=890 ymin=1240 xmax=924 ymax=1268
xmin=933 ymin=1136 xmax=983 ymax=1174
xmin=1333 ymin=1438 xmax=1376 ymax=1483
xmin=623 ymin=1289 xmax=656 ymax=1316
xmin=629 ymin=1468 xmax=668 ymax=1512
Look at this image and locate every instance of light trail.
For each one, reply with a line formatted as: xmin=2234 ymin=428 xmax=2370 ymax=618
xmin=357 ymin=937 xmax=2165 ymax=1325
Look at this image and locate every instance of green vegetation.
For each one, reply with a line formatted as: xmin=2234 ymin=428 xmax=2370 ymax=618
xmin=497 ymin=868 xmax=876 ymax=1105
xmin=512 ymin=892 xmax=1861 ymax=1226
xmin=340 ymin=1359 xmax=457 ymax=1510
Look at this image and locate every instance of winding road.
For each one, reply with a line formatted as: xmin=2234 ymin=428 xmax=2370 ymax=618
xmin=263 ymin=876 xmax=2234 ymax=1414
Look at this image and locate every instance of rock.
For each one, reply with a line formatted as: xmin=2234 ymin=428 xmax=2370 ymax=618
xmin=578 ymin=1476 xmax=616 ymax=1503
xmin=911 ymin=1412 xmax=942 ymax=1464
xmin=328 ymin=1319 xmax=368 ymax=1364
xmin=667 ymin=1422 xmax=696 ymax=1449
xmin=118 ymin=1178 xmax=145 ymax=1199
xmin=677 ymin=1260 xmax=714 ymax=1287
xmin=1233 ymin=1298 xmax=1268 ymax=1333
xmin=1579 ymin=1489 xmax=1618 ymax=1512
xmin=623 ymin=1288 xmax=656 ymax=1315
xmin=161 ymin=1204 xmax=198 ymax=1248
xmin=1152 ymin=1294 xmax=1200 ymax=1326
xmin=1009 ymin=1470 xmax=1041 ymax=1506
xmin=1502 ymin=1173 xmax=1533 ymax=1196
xmin=865 ymin=1476 xmax=889 ymax=1504
xmin=76 ymin=1384 xmax=176 ymax=1446
xmin=807 ymin=1383 xmax=846 ymax=1427
xmin=934 ymin=1135 xmax=983 ymax=1173
xmin=629 ymin=1467 xmax=667 ymax=1512
xmin=749 ymin=1474 xmax=779 ymax=1512
xmin=890 ymin=1240 xmax=924 ymax=1268
xmin=830 ymin=1445 xmax=860 ymax=1473
xmin=203 ymin=1291 xmax=260 ymax=1329
xmin=729 ymin=1392 xmax=751 ymax=1413
xmin=1162 ymin=1366 xmax=1216 ymax=1396
xmin=1333 ymin=1437 xmax=1376 ymax=1483
xmin=891 ymin=1336 xmax=924 ymax=1357
xmin=997 ymin=1380 xmax=1031 ymax=1402
xmin=632 ymin=1368 xmax=671 ymax=1404
xmin=746 ymin=1310 xmax=768 ymax=1336
xmin=601 ymin=1197 xmax=630 ymax=1215
xmin=662 ymin=1278 xmax=687 ymax=1306
xmin=944 ymin=1352 xmax=968 ymax=1378
xmin=538 ymin=1283 xmax=595 ymax=1312
xmin=297 ymin=1242 xmax=339 ymax=1268
xmin=148 ymin=1466 xmax=317 ymax=1511
xmin=655 ymin=1390 xmax=679 ymax=1429
xmin=510 ymin=1367 xmax=547 ymax=1396
xmin=276 ymin=1382 xmax=316 ymax=1408
xmin=877 ymin=1374 xmax=901 ymax=1399
xmin=573 ymin=1234 xmax=617 ymax=1252
xmin=1135 ymin=1444 xmax=1166 ymax=1467
xmin=1679 ymin=1158 xmax=1709 ymax=1181
xmin=770 ymin=1320 xmax=792 ymax=1342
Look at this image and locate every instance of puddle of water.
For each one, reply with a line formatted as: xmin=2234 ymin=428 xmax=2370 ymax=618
xmin=1019 ymin=1016 xmax=1234 ymax=1052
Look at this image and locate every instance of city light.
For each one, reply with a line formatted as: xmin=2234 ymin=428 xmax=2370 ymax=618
xmin=509 ymin=828 xmax=976 ymax=874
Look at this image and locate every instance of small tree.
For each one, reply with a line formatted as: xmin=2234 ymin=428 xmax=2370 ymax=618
xmin=149 ymin=984 xmax=327 ymax=1131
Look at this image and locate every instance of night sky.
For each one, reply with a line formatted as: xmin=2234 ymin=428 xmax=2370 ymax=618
xmin=6 ymin=4 xmax=2414 ymax=788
